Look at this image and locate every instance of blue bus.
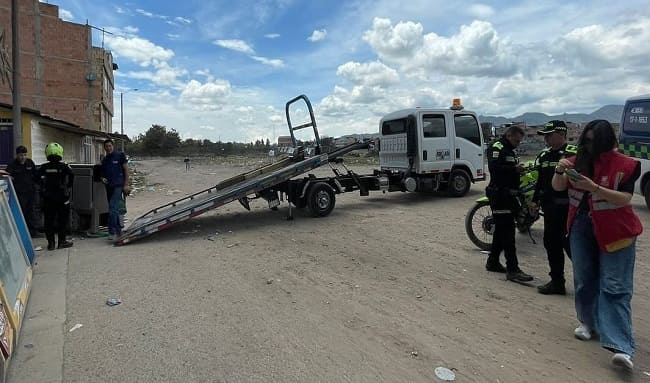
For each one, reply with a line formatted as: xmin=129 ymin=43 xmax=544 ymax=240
xmin=619 ymin=94 xmax=650 ymax=208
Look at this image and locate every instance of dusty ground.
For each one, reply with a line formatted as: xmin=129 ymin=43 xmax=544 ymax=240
xmin=39 ymin=157 xmax=650 ymax=382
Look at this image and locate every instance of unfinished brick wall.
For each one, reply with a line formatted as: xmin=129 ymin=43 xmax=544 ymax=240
xmin=0 ymin=0 xmax=114 ymax=131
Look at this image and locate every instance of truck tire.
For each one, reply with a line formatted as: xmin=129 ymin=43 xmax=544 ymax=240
xmin=645 ymin=181 xmax=650 ymax=210
xmin=306 ymin=182 xmax=336 ymax=217
xmin=448 ymin=169 xmax=471 ymax=197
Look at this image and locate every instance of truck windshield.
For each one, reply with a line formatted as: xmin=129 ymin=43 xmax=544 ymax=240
xmin=623 ymin=100 xmax=650 ymax=135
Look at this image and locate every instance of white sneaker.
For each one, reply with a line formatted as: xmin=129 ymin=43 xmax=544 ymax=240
xmin=574 ymin=324 xmax=593 ymax=341
xmin=612 ymin=353 xmax=633 ymax=370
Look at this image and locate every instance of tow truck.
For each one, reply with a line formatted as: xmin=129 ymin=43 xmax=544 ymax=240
xmin=116 ymin=95 xmax=485 ymax=245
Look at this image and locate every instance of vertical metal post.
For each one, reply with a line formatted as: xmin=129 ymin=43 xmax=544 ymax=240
xmin=120 ymin=92 xmax=124 ymax=151
xmin=11 ymin=0 xmax=21 ymax=152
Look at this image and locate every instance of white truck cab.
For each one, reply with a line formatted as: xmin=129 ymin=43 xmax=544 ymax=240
xmin=378 ymin=99 xmax=485 ymax=197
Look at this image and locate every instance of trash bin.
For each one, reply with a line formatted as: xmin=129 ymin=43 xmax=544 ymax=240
xmin=70 ymin=164 xmax=108 ymax=233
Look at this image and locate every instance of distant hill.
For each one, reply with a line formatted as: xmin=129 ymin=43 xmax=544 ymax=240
xmin=479 ymin=105 xmax=624 ymax=126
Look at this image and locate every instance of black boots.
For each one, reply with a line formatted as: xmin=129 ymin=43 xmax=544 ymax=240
xmin=506 ymin=269 xmax=534 ymax=283
xmin=485 ymin=260 xmax=506 ymax=273
xmin=46 ymin=234 xmax=73 ymax=251
xmin=537 ymin=280 xmax=566 ymax=295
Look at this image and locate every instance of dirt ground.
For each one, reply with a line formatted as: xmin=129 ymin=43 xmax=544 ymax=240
xmin=60 ymin=157 xmax=650 ymax=382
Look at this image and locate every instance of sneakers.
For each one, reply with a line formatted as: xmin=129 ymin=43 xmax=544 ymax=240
xmin=537 ymin=280 xmax=566 ymax=295
xmin=506 ymin=269 xmax=534 ymax=283
xmin=574 ymin=324 xmax=594 ymax=341
xmin=57 ymin=240 xmax=74 ymax=249
xmin=485 ymin=261 xmax=506 ymax=273
xmin=612 ymin=353 xmax=633 ymax=370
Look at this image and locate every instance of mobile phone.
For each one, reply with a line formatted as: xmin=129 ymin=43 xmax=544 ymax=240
xmin=565 ymin=168 xmax=584 ymax=181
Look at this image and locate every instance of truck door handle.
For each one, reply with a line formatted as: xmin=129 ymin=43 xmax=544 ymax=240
xmin=456 ymin=148 xmax=460 ymax=158
xmin=423 ymin=150 xmax=428 ymax=161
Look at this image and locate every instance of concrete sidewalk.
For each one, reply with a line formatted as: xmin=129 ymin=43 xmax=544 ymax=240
xmin=6 ymin=247 xmax=69 ymax=383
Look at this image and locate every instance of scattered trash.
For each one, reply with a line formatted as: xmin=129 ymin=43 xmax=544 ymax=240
xmin=480 ymin=250 xmax=490 ymax=254
xmin=24 ymin=343 xmax=34 ymax=349
xmin=106 ymin=298 xmax=122 ymax=306
xmin=644 ymin=371 xmax=650 ymax=377
xmin=68 ymin=323 xmax=83 ymax=332
xmin=411 ymin=351 xmax=418 ymax=357
xmin=416 ymin=294 xmax=423 ymax=299
xmin=180 ymin=230 xmax=198 ymax=234
xmin=207 ymin=236 xmax=216 ymax=241
xmin=226 ymin=243 xmax=238 ymax=248
xmin=434 ymin=366 xmax=456 ymax=381
xmin=34 ymin=246 xmax=43 ymax=251
xmin=266 ymin=279 xmax=274 ymax=285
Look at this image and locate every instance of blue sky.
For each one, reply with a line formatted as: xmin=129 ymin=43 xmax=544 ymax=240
xmin=45 ymin=0 xmax=650 ymax=142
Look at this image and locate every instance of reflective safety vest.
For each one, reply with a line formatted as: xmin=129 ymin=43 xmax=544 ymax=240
xmin=566 ymin=150 xmax=643 ymax=252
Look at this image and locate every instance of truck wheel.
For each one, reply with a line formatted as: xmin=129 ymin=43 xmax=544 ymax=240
xmin=448 ymin=169 xmax=471 ymax=197
xmin=644 ymin=181 xmax=650 ymax=210
xmin=306 ymin=182 xmax=336 ymax=217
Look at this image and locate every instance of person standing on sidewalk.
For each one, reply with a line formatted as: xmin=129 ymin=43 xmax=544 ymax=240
xmin=529 ymin=121 xmax=577 ymax=295
xmin=552 ymin=119 xmax=642 ymax=371
xmin=101 ymin=139 xmax=130 ymax=241
xmin=38 ymin=143 xmax=74 ymax=251
xmin=6 ymin=145 xmax=41 ymax=237
xmin=484 ymin=125 xmax=534 ymax=284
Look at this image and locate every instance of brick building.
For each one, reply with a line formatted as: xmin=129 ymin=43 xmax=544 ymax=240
xmin=0 ymin=0 xmax=116 ymax=164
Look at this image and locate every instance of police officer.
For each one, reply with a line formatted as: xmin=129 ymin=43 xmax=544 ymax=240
xmin=38 ymin=142 xmax=74 ymax=251
xmin=530 ymin=120 xmax=576 ymax=295
xmin=6 ymin=145 xmax=40 ymax=237
xmin=485 ymin=125 xmax=534 ymax=283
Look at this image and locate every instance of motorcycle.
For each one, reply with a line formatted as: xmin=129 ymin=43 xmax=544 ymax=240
xmin=465 ymin=160 xmax=540 ymax=251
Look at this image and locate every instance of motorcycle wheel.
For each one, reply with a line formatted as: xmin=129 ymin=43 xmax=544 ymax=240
xmin=465 ymin=200 xmax=494 ymax=251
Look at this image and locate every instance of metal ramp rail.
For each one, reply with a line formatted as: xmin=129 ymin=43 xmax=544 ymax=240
xmin=116 ymin=95 xmax=371 ymax=246
xmin=116 ymin=151 xmax=327 ymax=245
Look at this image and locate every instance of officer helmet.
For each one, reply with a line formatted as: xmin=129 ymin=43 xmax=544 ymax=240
xmin=45 ymin=142 xmax=64 ymax=159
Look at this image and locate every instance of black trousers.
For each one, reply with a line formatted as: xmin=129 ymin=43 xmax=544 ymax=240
xmin=542 ymin=202 xmax=571 ymax=282
xmin=16 ymin=189 xmax=37 ymax=233
xmin=488 ymin=197 xmax=519 ymax=273
xmin=43 ymin=200 xmax=70 ymax=243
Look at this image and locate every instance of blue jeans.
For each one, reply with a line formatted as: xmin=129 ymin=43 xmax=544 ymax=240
xmin=570 ymin=211 xmax=636 ymax=356
xmin=107 ymin=186 xmax=124 ymax=235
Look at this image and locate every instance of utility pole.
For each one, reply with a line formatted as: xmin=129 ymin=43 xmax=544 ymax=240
xmin=11 ymin=0 xmax=21 ymax=153
xmin=119 ymin=88 xmax=138 ymax=152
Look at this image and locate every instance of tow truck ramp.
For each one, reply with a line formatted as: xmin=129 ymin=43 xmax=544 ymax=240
xmin=116 ymin=95 xmax=372 ymax=246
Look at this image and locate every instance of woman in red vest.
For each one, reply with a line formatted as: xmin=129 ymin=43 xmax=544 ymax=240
xmin=552 ymin=120 xmax=642 ymax=371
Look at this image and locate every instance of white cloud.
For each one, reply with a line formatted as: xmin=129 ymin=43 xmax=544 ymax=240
xmin=251 ymin=56 xmax=286 ymax=68
xmin=135 ymin=8 xmax=154 ymax=17
xmin=362 ymin=18 xmax=423 ymax=58
xmin=363 ymin=18 xmax=516 ymax=77
xmin=213 ymin=39 xmax=255 ymax=54
xmin=180 ymin=79 xmax=233 ymax=110
xmin=167 ymin=33 xmax=180 ymax=40
xmin=59 ymin=9 xmax=74 ymax=21
xmin=175 ymin=16 xmax=192 ymax=24
xmin=307 ymin=29 xmax=328 ymax=42
xmin=336 ymin=61 xmax=399 ymax=87
xmin=466 ymin=3 xmax=495 ymax=18
xmin=106 ymin=35 xmax=174 ymax=67
xmin=265 ymin=33 xmax=281 ymax=39
xmin=122 ymin=26 xmax=140 ymax=35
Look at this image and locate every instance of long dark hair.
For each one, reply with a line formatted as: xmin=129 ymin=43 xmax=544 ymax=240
xmin=574 ymin=119 xmax=618 ymax=177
